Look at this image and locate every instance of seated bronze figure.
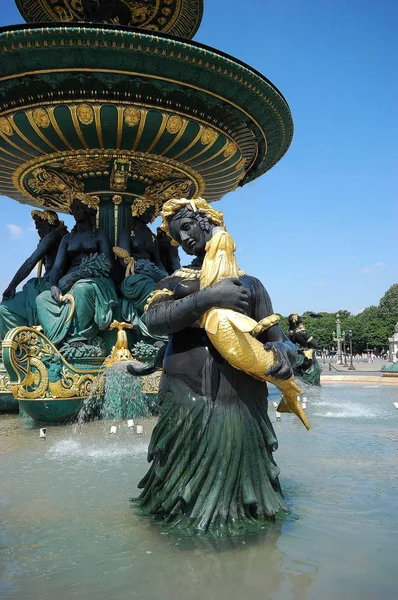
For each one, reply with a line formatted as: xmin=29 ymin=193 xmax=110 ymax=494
xmin=0 ymin=210 xmax=67 ymax=340
xmin=35 ymin=194 xmax=118 ymax=352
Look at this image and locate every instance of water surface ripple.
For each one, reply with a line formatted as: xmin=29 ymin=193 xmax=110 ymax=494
xmin=1 ymin=385 xmax=397 ymax=600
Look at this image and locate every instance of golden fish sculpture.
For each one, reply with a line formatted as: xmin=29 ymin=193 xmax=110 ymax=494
xmin=199 ymin=228 xmax=309 ymax=430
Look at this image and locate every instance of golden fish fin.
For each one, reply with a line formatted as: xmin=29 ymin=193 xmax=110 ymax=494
xmin=224 ymin=310 xmax=258 ymax=333
xmin=253 ymin=314 xmax=281 ymax=336
xmin=204 ymin=310 xmax=221 ymax=336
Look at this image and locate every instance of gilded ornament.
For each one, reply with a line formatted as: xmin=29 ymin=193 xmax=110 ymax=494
xmin=110 ymin=158 xmax=131 ymax=191
xmin=131 ymin=196 xmax=158 ymax=218
xmin=113 ymin=246 xmax=135 ymax=276
xmin=223 ymin=141 xmax=237 ymax=158
xmin=2 ymin=327 xmax=104 ymax=401
xmin=124 ymin=107 xmax=141 ymax=127
xmin=198 ymin=229 xmax=309 ymax=430
xmin=235 ymin=157 xmax=247 ymax=171
xmin=104 ymin=321 xmax=134 ymax=367
xmin=144 ymin=288 xmax=175 ymax=313
xmin=32 ymin=108 xmax=50 ymax=128
xmin=76 ymin=104 xmax=94 ymax=126
xmin=201 ymin=127 xmax=218 ymax=145
xmin=141 ymin=371 xmax=162 ymax=394
xmin=166 ymin=115 xmax=184 ymax=135
xmin=0 ymin=371 xmax=11 ymax=393
xmin=31 ymin=209 xmax=59 ymax=225
xmin=136 ymin=160 xmax=174 ymax=180
xmin=0 ymin=116 xmax=13 ymax=136
xmin=112 ymin=194 xmax=123 ymax=205
xmin=144 ymin=178 xmax=193 ymax=204
xmin=63 ymin=156 xmax=111 ymax=173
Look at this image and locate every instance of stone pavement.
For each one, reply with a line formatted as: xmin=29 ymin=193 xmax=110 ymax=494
xmin=318 ymin=357 xmax=398 ymax=384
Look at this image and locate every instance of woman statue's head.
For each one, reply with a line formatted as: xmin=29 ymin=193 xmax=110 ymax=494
xmin=69 ymin=193 xmax=100 ymax=232
xmin=31 ymin=209 xmax=67 ymax=238
xmin=288 ymin=313 xmax=303 ymax=329
xmin=131 ymin=198 xmax=157 ymax=224
xmin=160 ymin=198 xmax=224 ymax=256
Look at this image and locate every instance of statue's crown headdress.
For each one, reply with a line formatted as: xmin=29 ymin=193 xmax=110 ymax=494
xmin=159 ymin=197 xmax=224 ymax=246
xmin=31 ymin=209 xmax=60 ymax=226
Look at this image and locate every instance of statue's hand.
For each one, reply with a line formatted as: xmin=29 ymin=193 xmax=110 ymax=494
xmin=264 ymin=341 xmax=294 ymax=381
xmin=2 ymin=286 xmax=16 ymax=301
xmin=3 ymin=286 xmax=16 ymax=301
xmin=207 ymin=277 xmax=249 ymax=314
xmin=51 ymin=286 xmax=62 ymax=303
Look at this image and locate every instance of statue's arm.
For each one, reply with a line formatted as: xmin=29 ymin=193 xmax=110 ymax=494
xmin=296 ymin=329 xmax=319 ymax=349
xmin=49 ymin=235 xmax=69 ymax=288
xmin=150 ymin=237 xmax=165 ymax=269
xmin=145 ymin=288 xmax=214 ymax=337
xmin=146 ymin=277 xmax=250 ymax=337
xmin=3 ymin=232 xmax=56 ymax=298
xmin=98 ymin=230 xmax=114 ymax=264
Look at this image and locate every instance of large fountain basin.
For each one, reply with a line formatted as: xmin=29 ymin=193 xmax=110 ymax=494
xmin=0 ymin=24 xmax=293 ymax=212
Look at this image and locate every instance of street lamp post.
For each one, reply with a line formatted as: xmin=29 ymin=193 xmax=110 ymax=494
xmin=348 ymin=329 xmax=356 ymax=370
xmin=343 ymin=331 xmax=348 ymax=366
xmin=333 ymin=313 xmax=344 ymax=365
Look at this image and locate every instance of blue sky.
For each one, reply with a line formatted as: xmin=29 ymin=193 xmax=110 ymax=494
xmin=0 ymin=0 xmax=396 ymax=315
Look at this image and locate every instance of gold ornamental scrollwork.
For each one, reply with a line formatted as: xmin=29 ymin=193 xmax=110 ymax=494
xmin=2 ymin=326 xmax=105 ymax=401
xmin=201 ymin=127 xmax=218 ymax=145
xmin=62 ymin=155 xmax=111 ymax=174
xmin=224 ymin=141 xmax=237 ymax=158
xmin=13 ymin=149 xmax=205 ymax=211
xmin=0 ymin=116 xmax=13 ymax=136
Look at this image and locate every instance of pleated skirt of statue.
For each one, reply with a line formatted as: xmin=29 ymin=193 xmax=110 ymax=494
xmin=137 ymin=355 xmax=288 ymax=536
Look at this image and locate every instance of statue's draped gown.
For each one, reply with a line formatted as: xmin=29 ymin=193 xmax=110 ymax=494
xmin=138 ymin=268 xmax=288 ymax=536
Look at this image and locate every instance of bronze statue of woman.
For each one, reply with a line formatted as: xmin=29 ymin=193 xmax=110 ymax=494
xmin=35 ymin=194 xmax=118 ymax=351
xmin=0 ymin=210 xmax=67 ymax=340
xmin=134 ymin=197 xmax=297 ymax=536
xmin=288 ymin=313 xmax=321 ymax=386
xmin=116 ymin=199 xmax=171 ymax=336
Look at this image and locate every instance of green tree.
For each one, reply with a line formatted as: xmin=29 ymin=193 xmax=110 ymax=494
xmin=379 ymin=284 xmax=398 ymax=319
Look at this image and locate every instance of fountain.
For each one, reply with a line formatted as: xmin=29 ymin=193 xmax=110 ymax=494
xmin=0 ymin=0 xmax=293 ymax=422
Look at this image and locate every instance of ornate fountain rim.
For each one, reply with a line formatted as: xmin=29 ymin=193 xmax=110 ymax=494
xmin=0 ymin=23 xmax=293 ymax=202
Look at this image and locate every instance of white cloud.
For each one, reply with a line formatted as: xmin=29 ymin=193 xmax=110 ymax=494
xmin=6 ymin=224 xmax=24 ymax=240
xmin=360 ymin=262 xmax=387 ymax=275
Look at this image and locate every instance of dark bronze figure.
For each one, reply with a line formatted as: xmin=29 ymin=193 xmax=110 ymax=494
xmin=35 ymin=195 xmax=118 ymax=349
xmin=156 ymin=226 xmax=181 ymax=276
xmin=134 ymin=198 xmax=298 ymax=536
xmin=0 ymin=210 xmax=67 ymax=339
xmin=288 ymin=313 xmax=321 ymax=386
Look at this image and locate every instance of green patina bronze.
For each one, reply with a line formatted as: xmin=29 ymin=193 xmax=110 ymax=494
xmin=0 ymin=365 xmax=18 ymax=413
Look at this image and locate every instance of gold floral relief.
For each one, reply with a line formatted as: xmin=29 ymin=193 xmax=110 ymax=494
xmin=76 ymin=104 xmax=95 ymax=126
xmin=124 ymin=107 xmax=141 ymax=127
xmin=166 ymin=115 xmax=184 ymax=134
xmin=0 ymin=116 xmax=13 ymax=136
xmin=62 ymin=155 xmax=111 ymax=173
xmin=235 ymin=157 xmax=247 ymax=171
xmin=223 ymin=141 xmax=237 ymax=158
xmin=32 ymin=108 xmax=50 ymax=129
xmin=201 ymin=127 xmax=218 ymax=145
